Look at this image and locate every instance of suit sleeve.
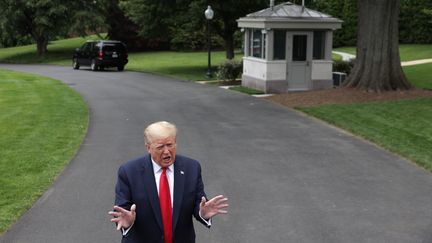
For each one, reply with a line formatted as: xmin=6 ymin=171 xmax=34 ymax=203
xmin=193 ymin=163 xmax=211 ymax=228
xmin=115 ymin=165 xmax=137 ymax=239
xmin=115 ymin=165 xmax=133 ymax=210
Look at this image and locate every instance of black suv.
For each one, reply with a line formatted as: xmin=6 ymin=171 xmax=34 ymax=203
xmin=72 ymin=40 xmax=128 ymax=71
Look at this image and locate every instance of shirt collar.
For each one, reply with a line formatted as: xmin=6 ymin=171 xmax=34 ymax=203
xmin=151 ymin=158 xmax=174 ymax=174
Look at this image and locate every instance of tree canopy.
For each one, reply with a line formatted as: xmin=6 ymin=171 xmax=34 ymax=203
xmin=0 ymin=0 xmax=105 ymax=56
xmin=0 ymin=0 xmax=430 ymax=56
xmin=311 ymin=0 xmax=432 ymax=46
xmin=119 ymin=0 xmax=268 ymax=58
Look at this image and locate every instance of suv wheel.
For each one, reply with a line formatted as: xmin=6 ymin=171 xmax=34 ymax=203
xmin=72 ymin=58 xmax=80 ymax=70
xmin=117 ymin=66 xmax=124 ymax=71
xmin=91 ymin=59 xmax=98 ymax=71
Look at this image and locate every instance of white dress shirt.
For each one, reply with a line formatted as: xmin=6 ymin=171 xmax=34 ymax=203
xmin=152 ymin=160 xmax=174 ymax=208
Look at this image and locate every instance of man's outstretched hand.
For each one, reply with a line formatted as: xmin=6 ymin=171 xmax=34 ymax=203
xmin=109 ymin=204 xmax=136 ymax=230
xmin=200 ymin=195 xmax=229 ymax=220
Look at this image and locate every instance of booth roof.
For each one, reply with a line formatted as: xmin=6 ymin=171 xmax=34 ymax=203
xmin=246 ymin=1 xmax=338 ymax=20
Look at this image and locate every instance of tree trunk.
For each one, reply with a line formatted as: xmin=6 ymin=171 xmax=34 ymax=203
xmin=224 ymin=35 xmax=235 ymax=60
xmin=36 ymin=36 xmax=48 ymax=57
xmin=214 ymin=18 xmax=236 ymax=60
xmin=343 ymin=0 xmax=411 ymax=91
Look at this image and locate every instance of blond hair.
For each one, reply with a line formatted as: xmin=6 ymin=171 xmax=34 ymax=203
xmin=144 ymin=121 xmax=177 ymax=145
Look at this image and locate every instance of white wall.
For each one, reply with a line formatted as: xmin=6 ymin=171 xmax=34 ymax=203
xmin=243 ymin=57 xmax=286 ymax=81
xmin=311 ymin=60 xmax=332 ymax=80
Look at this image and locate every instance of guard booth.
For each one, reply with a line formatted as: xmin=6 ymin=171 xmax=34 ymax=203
xmin=237 ymin=1 xmax=342 ymax=93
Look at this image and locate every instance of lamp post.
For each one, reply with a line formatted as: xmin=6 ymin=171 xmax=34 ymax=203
xmin=204 ymin=5 xmax=214 ymax=79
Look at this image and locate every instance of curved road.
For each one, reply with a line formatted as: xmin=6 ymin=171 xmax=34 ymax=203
xmin=1 ymin=64 xmax=432 ymax=243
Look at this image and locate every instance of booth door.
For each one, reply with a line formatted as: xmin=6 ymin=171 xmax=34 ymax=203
xmin=286 ymin=32 xmax=312 ymax=91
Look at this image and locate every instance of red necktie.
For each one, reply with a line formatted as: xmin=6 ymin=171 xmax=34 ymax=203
xmin=160 ymin=168 xmax=172 ymax=243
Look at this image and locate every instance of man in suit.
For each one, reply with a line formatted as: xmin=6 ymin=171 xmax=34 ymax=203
xmin=109 ymin=121 xmax=229 ymax=243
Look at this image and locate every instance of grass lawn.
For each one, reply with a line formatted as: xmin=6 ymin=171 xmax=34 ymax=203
xmin=1 ymin=37 xmax=430 ymax=81
xmin=399 ymin=44 xmax=432 ymax=62
xmin=0 ymin=36 xmax=240 ymax=81
xmin=0 ymin=69 xmax=88 ymax=233
xmin=403 ymin=63 xmax=432 ymax=90
xmin=301 ymin=44 xmax=432 ymax=173
xmin=0 ymin=35 xmax=103 ymax=65
xmin=127 ymin=51 xmax=241 ymax=81
xmin=298 ymin=98 xmax=432 ymax=172
xmin=229 ymin=86 xmax=265 ymax=95
xmin=334 ymin=44 xmax=432 ymax=62
xmin=332 ymin=53 xmax=342 ymax=61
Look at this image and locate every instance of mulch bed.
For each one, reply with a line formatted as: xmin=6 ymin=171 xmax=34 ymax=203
xmin=264 ymin=87 xmax=432 ymax=108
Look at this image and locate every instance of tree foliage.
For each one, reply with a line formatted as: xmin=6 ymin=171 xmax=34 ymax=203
xmin=399 ymin=0 xmax=432 ymax=43
xmin=119 ymin=0 xmax=175 ymax=38
xmin=119 ymin=0 xmax=268 ymax=58
xmin=0 ymin=0 xmax=66 ymax=56
xmin=310 ymin=0 xmax=357 ymax=47
xmin=168 ymin=0 xmax=208 ymax=51
xmin=311 ymin=0 xmax=432 ymax=46
xmin=0 ymin=0 xmax=431 ymax=56
xmin=0 ymin=0 xmax=106 ymax=56
xmin=209 ymin=0 xmax=268 ymax=59
xmin=95 ymin=0 xmax=155 ymax=51
xmin=69 ymin=1 xmax=107 ymax=38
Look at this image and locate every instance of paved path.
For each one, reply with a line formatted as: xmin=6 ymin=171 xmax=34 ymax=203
xmin=333 ymin=51 xmax=432 ymax=66
xmin=1 ymin=64 xmax=432 ymax=243
xmin=332 ymin=51 xmax=356 ymax=61
xmin=401 ymin=58 xmax=432 ymax=66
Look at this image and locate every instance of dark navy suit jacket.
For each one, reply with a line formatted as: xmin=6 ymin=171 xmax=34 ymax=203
xmin=115 ymin=154 xmax=208 ymax=243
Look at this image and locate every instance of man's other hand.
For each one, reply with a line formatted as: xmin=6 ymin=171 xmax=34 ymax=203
xmin=109 ymin=204 xmax=136 ymax=230
xmin=200 ymin=195 xmax=229 ymax=220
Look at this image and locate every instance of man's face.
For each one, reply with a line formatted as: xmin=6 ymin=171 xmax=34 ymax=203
xmin=146 ymin=136 xmax=176 ymax=168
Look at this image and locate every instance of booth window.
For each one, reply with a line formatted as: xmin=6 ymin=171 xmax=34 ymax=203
xmin=249 ymin=29 xmax=265 ymax=59
xmin=292 ymin=35 xmax=307 ymax=61
xmin=313 ymin=31 xmax=326 ymax=59
xmin=273 ymin=30 xmax=286 ymax=60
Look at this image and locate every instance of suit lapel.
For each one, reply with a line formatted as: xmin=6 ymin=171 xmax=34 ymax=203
xmin=142 ymin=155 xmax=163 ymax=231
xmin=173 ymin=159 xmax=185 ymax=233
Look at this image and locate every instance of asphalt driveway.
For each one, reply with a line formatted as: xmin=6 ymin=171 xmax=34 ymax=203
xmin=1 ymin=64 xmax=432 ymax=243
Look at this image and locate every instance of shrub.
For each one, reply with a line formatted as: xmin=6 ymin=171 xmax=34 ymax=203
xmin=333 ymin=59 xmax=355 ymax=75
xmin=216 ymin=60 xmax=243 ymax=81
xmin=170 ymin=29 xmax=207 ymax=51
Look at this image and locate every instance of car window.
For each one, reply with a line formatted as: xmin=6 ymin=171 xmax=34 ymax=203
xmin=103 ymin=43 xmax=126 ymax=52
xmin=79 ymin=43 xmax=88 ymax=51
xmin=81 ymin=43 xmax=92 ymax=52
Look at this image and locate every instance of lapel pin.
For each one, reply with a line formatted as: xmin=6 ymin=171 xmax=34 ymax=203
xmin=180 ymin=171 xmax=185 ymax=175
